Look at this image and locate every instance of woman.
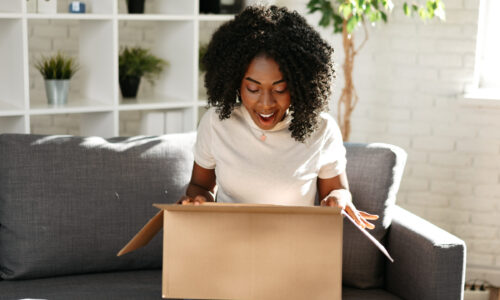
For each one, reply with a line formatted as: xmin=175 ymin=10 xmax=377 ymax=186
xmin=179 ymin=5 xmax=378 ymax=229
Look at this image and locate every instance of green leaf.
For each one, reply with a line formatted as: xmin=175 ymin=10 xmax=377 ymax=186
xmin=320 ymin=12 xmax=332 ymax=26
xmin=403 ymin=2 xmax=410 ymax=16
xmin=381 ymin=10 xmax=387 ymax=22
xmin=418 ymin=7 xmax=429 ymax=19
xmin=119 ymin=46 xmax=168 ymax=85
xmin=346 ymin=15 xmax=358 ymax=32
xmin=364 ymin=3 xmax=372 ymax=14
xmin=340 ymin=3 xmax=352 ymax=19
xmin=34 ymin=52 xmax=79 ymax=80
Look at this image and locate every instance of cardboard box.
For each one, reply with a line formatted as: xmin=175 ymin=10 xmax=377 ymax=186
xmin=118 ymin=203 xmax=343 ymax=300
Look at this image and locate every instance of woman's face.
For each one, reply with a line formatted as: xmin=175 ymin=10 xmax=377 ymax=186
xmin=239 ymin=55 xmax=291 ymax=130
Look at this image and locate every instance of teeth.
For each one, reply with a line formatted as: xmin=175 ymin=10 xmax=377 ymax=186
xmin=259 ymin=112 xmax=275 ymax=118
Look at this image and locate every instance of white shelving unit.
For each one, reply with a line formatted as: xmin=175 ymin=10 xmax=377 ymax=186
xmin=0 ymin=0 xmax=235 ymax=137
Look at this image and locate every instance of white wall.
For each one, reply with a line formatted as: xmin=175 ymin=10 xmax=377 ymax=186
xmin=279 ymin=0 xmax=500 ymax=283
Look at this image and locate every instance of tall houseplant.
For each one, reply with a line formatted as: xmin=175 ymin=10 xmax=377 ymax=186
xmin=307 ymin=0 xmax=446 ymax=140
xmin=34 ymin=52 xmax=79 ymax=106
xmin=119 ymin=46 xmax=168 ymax=98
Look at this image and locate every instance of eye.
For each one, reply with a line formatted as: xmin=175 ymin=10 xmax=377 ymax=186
xmin=274 ymin=87 xmax=287 ymax=94
xmin=246 ymin=87 xmax=259 ymax=93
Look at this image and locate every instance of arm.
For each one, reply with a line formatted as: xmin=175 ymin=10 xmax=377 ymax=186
xmin=317 ymin=172 xmax=378 ymax=229
xmin=385 ymin=205 xmax=466 ymax=300
xmin=178 ymin=162 xmax=216 ymax=204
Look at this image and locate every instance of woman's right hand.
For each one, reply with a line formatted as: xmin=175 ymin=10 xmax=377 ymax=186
xmin=176 ymin=195 xmax=208 ymax=205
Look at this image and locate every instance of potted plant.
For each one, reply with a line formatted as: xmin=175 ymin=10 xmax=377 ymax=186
xmin=34 ymin=52 xmax=79 ymax=106
xmin=127 ymin=0 xmax=145 ymax=14
xmin=119 ymin=46 xmax=168 ymax=99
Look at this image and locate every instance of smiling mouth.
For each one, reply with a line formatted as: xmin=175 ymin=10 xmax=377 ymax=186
xmin=255 ymin=111 xmax=277 ymax=126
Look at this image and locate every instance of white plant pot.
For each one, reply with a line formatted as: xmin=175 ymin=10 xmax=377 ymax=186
xmin=44 ymin=79 xmax=70 ymax=106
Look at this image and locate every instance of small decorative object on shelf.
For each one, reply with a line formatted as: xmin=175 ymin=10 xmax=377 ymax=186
xmin=119 ymin=47 xmax=168 ymax=99
xmin=34 ymin=52 xmax=79 ymax=106
xmin=68 ymin=1 xmax=86 ymax=13
xmin=126 ymin=0 xmax=146 ymax=14
xmin=26 ymin=0 xmax=37 ymax=13
xmin=37 ymin=0 xmax=57 ymax=14
xmin=220 ymin=0 xmax=244 ymax=14
xmin=200 ymin=0 xmax=220 ymax=14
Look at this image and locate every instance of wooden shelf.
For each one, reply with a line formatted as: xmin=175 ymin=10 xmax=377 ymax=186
xmin=27 ymin=13 xmax=114 ymax=20
xmin=0 ymin=101 xmax=24 ymax=116
xmin=0 ymin=13 xmax=22 ymax=19
xmin=197 ymin=14 xmax=235 ymax=21
xmin=117 ymin=14 xmax=194 ymax=21
xmin=29 ymin=98 xmax=113 ymax=115
xmin=119 ymin=95 xmax=194 ymax=111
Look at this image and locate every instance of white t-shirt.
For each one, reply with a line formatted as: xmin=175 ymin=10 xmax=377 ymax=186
xmin=194 ymin=105 xmax=346 ymax=206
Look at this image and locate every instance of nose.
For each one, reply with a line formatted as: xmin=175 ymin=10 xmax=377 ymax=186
xmin=259 ymin=90 xmax=276 ymax=108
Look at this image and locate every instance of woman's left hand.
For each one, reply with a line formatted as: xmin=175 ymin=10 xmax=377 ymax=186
xmin=320 ymin=190 xmax=379 ymax=230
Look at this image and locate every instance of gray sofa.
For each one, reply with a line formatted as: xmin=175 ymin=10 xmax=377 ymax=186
xmin=0 ymin=133 xmax=465 ymax=300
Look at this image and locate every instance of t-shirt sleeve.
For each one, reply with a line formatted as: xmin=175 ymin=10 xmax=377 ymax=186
xmin=318 ymin=116 xmax=347 ymax=179
xmin=193 ymin=109 xmax=216 ymax=169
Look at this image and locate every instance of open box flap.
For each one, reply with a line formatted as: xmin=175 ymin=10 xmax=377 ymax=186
xmin=117 ymin=209 xmax=164 ymax=256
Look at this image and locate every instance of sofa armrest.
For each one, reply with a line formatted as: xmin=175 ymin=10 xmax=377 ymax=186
xmin=385 ymin=205 xmax=466 ymax=300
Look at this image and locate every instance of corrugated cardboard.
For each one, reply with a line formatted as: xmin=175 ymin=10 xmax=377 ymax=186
xmin=118 ymin=203 xmax=343 ymax=300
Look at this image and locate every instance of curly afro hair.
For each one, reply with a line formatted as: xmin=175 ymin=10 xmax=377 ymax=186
xmin=202 ymin=5 xmax=335 ymax=142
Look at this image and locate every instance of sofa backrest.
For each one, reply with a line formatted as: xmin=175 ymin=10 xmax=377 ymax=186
xmin=0 ymin=133 xmax=196 ymax=280
xmin=0 ymin=133 xmax=407 ymax=285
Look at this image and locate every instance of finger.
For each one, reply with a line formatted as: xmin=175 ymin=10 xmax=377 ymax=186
xmin=194 ymin=195 xmax=207 ymax=204
xmin=346 ymin=206 xmax=365 ymax=229
xmin=359 ymin=211 xmax=379 ymax=220
xmin=321 ymin=198 xmax=334 ymax=207
xmin=177 ymin=196 xmax=189 ymax=205
xmin=361 ymin=219 xmax=375 ymax=230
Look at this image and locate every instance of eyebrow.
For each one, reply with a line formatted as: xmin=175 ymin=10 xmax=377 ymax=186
xmin=245 ymin=77 xmax=285 ymax=85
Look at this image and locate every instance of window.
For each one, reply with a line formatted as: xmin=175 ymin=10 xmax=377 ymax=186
xmin=469 ymin=0 xmax=500 ymax=97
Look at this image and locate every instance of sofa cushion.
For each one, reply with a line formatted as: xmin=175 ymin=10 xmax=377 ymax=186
xmin=0 ymin=133 xmax=196 ymax=280
xmin=0 ymin=270 xmax=400 ymax=300
xmin=342 ymin=286 xmax=402 ymax=300
xmin=341 ymin=143 xmax=407 ymax=288
xmin=0 ymin=269 xmax=164 ymax=300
